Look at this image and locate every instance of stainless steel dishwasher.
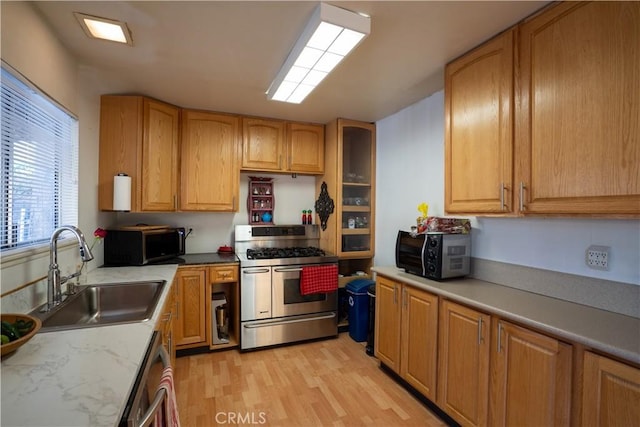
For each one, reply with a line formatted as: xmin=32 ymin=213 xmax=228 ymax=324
xmin=120 ymin=331 xmax=171 ymax=427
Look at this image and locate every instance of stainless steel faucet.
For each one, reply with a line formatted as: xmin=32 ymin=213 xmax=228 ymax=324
xmin=45 ymin=225 xmax=94 ymax=311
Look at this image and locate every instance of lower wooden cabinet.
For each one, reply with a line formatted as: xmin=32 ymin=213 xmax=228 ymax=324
xmin=490 ymin=319 xmax=572 ymax=426
xmin=208 ymin=264 xmax=240 ymax=350
xmin=157 ymin=278 xmax=178 ymax=367
xmin=582 ymin=352 xmax=640 ymax=427
xmin=438 ymin=300 xmax=490 ymax=427
xmin=375 ymin=276 xmax=438 ymax=400
xmin=175 ymin=267 xmax=208 ymax=348
xmin=375 ymin=275 xmax=401 ymax=371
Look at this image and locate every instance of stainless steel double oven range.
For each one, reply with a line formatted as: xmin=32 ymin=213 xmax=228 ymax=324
xmin=235 ymin=224 xmax=338 ymax=350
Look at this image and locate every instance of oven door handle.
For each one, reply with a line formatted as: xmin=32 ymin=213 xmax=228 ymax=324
xmin=243 ymin=312 xmax=336 ymax=328
xmin=242 ymin=268 xmax=271 ymax=274
xmin=273 ymin=267 xmax=303 ymax=272
xmin=137 ymin=346 xmax=171 ymax=427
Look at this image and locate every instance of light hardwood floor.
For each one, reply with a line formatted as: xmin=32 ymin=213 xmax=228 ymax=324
xmin=174 ymin=333 xmax=447 ymax=426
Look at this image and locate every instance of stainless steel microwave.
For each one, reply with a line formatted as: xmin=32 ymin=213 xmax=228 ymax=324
xmin=104 ymin=226 xmax=185 ymax=266
xmin=395 ymin=230 xmax=471 ymax=280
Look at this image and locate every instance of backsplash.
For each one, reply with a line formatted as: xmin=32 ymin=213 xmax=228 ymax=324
xmin=470 ymin=258 xmax=640 ymax=319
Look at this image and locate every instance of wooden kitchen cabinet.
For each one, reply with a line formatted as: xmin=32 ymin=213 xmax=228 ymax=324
xmin=445 ymin=29 xmax=514 ymax=215
xmin=318 ymin=119 xmax=376 ymax=266
xmin=157 ymin=278 xmax=178 ymax=367
xmin=241 ymin=118 xmax=324 ymax=174
xmin=581 ymin=351 xmax=640 ymax=427
xmin=175 ymin=266 xmax=208 ymax=348
xmin=375 ymin=275 xmax=401 ymax=371
xmin=401 ymin=284 xmax=438 ymax=400
xmin=490 ymin=319 xmax=572 ymax=426
xmin=208 ymin=264 xmax=239 ymax=350
xmin=180 ymin=110 xmax=240 ymax=211
xmin=445 ymin=2 xmax=640 ymax=217
xmin=516 ymin=1 xmax=640 ymax=215
xmin=98 ymin=95 xmax=179 ymax=212
xmin=438 ymin=300 xmax=491 ymax=427
xmin=375 ymin=275 xmax=438 ymax=400
xmin=286 ymin=122 xmax=324 ymax=174
xmin=241 ymin=118 xmax=285 ymax=172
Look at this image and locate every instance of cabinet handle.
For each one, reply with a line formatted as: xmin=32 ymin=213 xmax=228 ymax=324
xmin=393 ymin=285 xmax=397 ymax=305
xmin=174 ymin=195 xmax=177 ymax=210
xmin=402 ymin=288 xmax=407 ymax=308
xmin=478 ymin=316 xmax=483 ymax=344
xmin=497 ymin=322 xmax=503 ymax=352
xmin=519 ymin=182 xmax=526 ymax=211
xmin=500 ymin=183 xmax=506 ymax=211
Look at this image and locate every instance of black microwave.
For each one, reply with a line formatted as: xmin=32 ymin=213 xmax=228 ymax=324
xmin=395 ymin=230 xmax=471 ymax=280
xmin=104 ymin=227 xmax=185 ymax=266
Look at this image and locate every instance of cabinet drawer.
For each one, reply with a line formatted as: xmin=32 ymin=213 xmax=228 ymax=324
xmin=210 ymin=265 xmax=238 ymax=283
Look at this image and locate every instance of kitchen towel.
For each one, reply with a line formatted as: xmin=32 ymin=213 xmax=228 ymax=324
xmin=300 ymin=264 xmax=339 ymax=295
xmin=153 ymin=365 xmax=181 ymax=427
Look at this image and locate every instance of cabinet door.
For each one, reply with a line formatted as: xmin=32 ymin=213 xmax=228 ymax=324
xmin=175 ymin=267 xmax=208 ymax=347
xmin=141 ymin=99 xmax=179 ymax=211
xmin=445 ymin=29 xmax=514 ymax=214
xmin=180 ymin=110 xmax=240 ymax=211
xmin=490 ymin=320 xmax=572 ymax=427
xmin=582 ymin=351 xmax=640 ymax=427
xmin=98 ymin=96 xmax=143 ymax=211
xmin=287 ymin=123 xmax=324 ymax=174
xmin=401 ymin=286 xmax=438 ymax=401
xmin=516 ymin=2 xmax=640 ymax=215
xmin=374 ymin=276 xmax=401 ymax=372
xmin=241 ymin=118 xmax=285 ymax=171
xmin=438 ymin=300 xmax=490 ymax=427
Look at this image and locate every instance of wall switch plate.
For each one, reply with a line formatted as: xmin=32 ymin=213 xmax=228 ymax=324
xmin=586 ymin=245 xmax=610 ymax=270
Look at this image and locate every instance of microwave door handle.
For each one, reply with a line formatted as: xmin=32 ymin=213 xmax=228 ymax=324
xmin=177 ymin=228 xmax=186 ymax=254
xmin=136 ymin=346 xmax=170 ymax=427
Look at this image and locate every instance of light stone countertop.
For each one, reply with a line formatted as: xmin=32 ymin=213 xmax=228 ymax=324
xmin=372 ymin=266 xmax=640 ymax=365
xmin=1 ymin=264 xmax=178 ymax=427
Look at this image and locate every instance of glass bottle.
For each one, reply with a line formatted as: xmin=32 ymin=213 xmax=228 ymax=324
xmin=306 ymin=209 xmax=312 ymax=225
xmin=302 ymin=210 xmax=307 ymax=224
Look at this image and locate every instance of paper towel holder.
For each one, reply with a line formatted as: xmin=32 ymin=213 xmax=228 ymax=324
xmin=113 ymin=173 xmax=131 ymax=212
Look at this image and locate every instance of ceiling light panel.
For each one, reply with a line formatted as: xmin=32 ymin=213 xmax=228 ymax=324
xmin=74 ymin=12 xmax=132 ymax=46
xmin=267 ymin=3 xmax=370 ymax=104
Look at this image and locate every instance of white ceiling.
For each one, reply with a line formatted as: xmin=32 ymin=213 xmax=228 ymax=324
xmin=33 ymin=1 xmax=549 ymax=124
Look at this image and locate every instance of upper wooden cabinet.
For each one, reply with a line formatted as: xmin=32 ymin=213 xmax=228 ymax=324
xmin=287 ymin=122 xmax=324 ymax=174
xmin=241 ymin=118 xmax=324 ymax=174
xmin=446 ymin=2 xmax=640 ymax=216
xmin=318 ymin=119 xmax=376 ymax=259
xmin=445 ymin=29 xmax=514 ymax=214
xmin=516 ymin=1 xmax=640 ymax=215
xmin=98 ymin=96 xmax=179 ymax=212
xmin=241 ymin=118 xmax=285 ymax=171
xmin=180 ymin=110 xmax=240 ymax=211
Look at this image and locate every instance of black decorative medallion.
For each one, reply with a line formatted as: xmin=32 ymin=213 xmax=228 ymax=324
xmin=314 ymin=181 xmax=334 ymax=231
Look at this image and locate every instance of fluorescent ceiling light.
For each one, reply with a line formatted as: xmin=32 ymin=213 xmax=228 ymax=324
xmin=267 ymin=3 xmax=370 ymax=104
xmin=74 ymin=12 xmax=132 ymax=45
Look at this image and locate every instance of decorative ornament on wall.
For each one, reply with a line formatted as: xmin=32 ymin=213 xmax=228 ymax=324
xmin=314 ymin=181 xmax=334 ymax=231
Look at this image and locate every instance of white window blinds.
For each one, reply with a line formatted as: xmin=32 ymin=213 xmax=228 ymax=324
xmin=1 ymin=66 xmax=79 ymax=252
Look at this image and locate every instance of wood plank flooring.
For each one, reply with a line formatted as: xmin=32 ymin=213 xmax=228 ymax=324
xmin=174 ymin=333 xmax=447 ymax=426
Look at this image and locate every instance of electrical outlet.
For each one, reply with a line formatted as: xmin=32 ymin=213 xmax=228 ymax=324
xmin=586 ymin=245 xmax=610 ymax=270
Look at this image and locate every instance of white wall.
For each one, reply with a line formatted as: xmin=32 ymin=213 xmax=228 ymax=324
xmin=375 ymin=90 xmax=640 ymax=286
xmin=0 ymin=2 xmax=106 ymax=297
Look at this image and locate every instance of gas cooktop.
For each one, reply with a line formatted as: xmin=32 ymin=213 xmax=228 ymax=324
xmin=246 ymin=246 xmax=326 ymax=260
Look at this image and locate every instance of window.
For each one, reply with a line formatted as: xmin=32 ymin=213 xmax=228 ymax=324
xmin=1 ymin=66 xmax=78 ymax=253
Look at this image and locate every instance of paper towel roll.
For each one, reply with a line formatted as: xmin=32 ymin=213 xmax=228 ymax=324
xmin=113 ymin=174 xmax=131 ymax=211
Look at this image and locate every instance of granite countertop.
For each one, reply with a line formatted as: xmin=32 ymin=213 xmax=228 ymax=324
xmin=1 ymin=264 xmax=179 ymax=427
xmin=373 ymin=266 xmax=640 ymax=365
xmin=147 ymin=251 xmax=239 ymax=266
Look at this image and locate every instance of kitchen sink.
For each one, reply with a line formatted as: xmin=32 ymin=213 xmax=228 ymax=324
xmin=31 ymin=280 xmax=166 ymax=332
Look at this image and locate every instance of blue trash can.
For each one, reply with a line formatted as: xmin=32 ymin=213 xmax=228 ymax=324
xmin=346 ymin=279 xmax=375 ymax=342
